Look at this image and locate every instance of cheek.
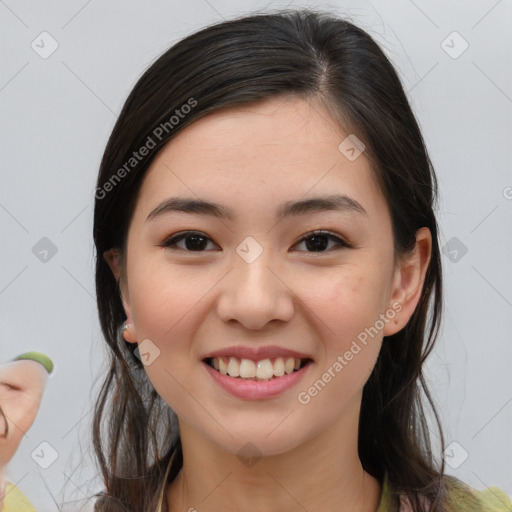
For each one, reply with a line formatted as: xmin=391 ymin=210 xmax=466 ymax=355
xmin=296 ymin=268 xmax=386 ymax=394
xmin=306 ymin=268 xmax=385 ymax=344
xmin=128 ymin=257 xmax=208 ymax=343
xmin=0 ymin=391 xmax=40 ymax=464
xmin=126 ymin=262 xmax=216 ymax=405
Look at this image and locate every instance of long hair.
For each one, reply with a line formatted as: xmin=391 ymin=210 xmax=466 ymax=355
xmin=92 ymin=8 xmax=460 ymax=511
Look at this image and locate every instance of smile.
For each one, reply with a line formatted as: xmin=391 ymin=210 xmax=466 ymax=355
xmin=202 ymin=357 xmax=313 ymax=400
xmin=205 ymin=356 xmax=310 ymax=381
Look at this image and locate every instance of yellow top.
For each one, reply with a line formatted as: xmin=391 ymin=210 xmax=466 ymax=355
xmin=1 ymin=482 xmax=36 ymax=512
xmin=376 ymin=472 xmax=512 ymax=511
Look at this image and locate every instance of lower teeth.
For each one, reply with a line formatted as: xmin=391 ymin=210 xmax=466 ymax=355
xmin=231 ymin=375 xmax=279 ymax=381
xmin=214 ymin=368 xmax=299 ymax=380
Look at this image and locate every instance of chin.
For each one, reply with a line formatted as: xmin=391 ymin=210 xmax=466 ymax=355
xmin=206 ymin=426 xmax=305 ymax=460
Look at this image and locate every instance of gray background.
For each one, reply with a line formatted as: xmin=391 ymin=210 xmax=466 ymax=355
xmin=1 ymin=0 xmax=511 ymax=510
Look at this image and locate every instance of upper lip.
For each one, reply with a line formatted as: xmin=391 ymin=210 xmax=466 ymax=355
xmin=202 ymin=345 xmax=313 ymax=362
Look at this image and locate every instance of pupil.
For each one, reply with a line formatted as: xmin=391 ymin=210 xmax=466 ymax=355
xmin=186 ymin=234 xmax=207 ymax=251
xmin=306 ymin=235 xmax=328 ymax=252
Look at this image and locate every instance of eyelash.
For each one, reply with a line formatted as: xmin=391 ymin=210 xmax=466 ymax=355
xmin=159 ymin=230 xmax=353 ymax=253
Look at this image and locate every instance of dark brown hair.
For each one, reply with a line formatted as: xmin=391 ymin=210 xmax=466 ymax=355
xmin=92 ymin=8 xmax=464 ymax=511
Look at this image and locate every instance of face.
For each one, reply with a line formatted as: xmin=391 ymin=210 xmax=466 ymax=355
xmin=108 ymin=95 xmax=429 ymax=457
xmin=0 ymin=360 xmax=48 ymax=466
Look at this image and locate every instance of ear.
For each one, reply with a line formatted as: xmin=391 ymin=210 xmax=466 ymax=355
xmin=103 ymin=248 xmax=121 ymax=281
xmin=383 ymin=227 xmax=432 ymax=336
xmin=103 ymin=249 xmax=134 ymax=337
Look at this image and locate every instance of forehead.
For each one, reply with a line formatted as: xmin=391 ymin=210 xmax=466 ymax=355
xmin=135 ymin=95 xmax=387 ymax=224
xmin=164 ymin=95 xmax=349 ymax=162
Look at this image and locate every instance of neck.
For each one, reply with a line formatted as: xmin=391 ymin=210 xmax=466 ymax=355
xmin=166 ymin=398 xmax=381 ymax=512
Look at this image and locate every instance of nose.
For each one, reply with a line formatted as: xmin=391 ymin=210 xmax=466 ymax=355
xmin=216 ymin=246 xmax=294 ymax=330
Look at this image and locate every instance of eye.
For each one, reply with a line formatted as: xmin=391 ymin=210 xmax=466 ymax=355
xmin=160 ymin=230 xmax=352 ymax=253
xmin=0 ymin=382 xmax=20 ymax=392
xmin=293 ymin=230 xmax=352 ymax=253
xmin=160 ymin=231 xmax=218 ymax=252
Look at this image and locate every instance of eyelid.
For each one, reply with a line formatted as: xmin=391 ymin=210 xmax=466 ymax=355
xmin=0 ymin=382 xmax=20 ymax=391
xmin=296 ymin=230 xmax=353 ymax=248
xmin=160 ymin=229 xmax=353 ymax=252
xmin=160 ymin=231 xmax=219 ymax=251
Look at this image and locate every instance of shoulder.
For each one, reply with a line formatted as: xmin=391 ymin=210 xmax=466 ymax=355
xmin=378 ymin=472 xmax=511 ymax=512
xmin=443 ymin=475 xmax=512 ymax=512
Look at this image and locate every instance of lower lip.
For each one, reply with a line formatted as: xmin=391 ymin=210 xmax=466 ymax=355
xmin=202 ymin=360 xmax=313 ymax=400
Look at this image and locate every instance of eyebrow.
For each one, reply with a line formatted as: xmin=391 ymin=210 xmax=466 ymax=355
xmin=146 ymin=193 xmax=367 ymax=223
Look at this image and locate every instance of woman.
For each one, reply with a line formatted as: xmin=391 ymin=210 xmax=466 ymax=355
xmin=92 ymin=9 xmax=510 ymax=512
xmin=0 ymin=352 xmax=53 ymax=512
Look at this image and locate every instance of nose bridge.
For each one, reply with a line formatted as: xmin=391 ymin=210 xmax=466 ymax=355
xmin=233 ymin=235 xmax=279 ymax=298
xmin=216 ymin=236 xmax=293 ymax=328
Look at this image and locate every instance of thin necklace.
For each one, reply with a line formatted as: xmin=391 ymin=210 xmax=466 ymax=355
xmin=156 ymin=449 xmax=177 ymax=512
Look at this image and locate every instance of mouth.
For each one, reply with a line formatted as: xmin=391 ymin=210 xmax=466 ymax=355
xmin=203 ymin=356 xmax=313 ymax=382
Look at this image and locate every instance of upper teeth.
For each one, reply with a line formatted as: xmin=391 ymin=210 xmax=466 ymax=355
xmin=211 ymin=357 xmax=302 ymax=379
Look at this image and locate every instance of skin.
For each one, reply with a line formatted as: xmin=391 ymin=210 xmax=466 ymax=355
xmin=0 ymin=360 xmax=48 ymax=507
xmin=105 ymin=95 xmax=431 ymax=512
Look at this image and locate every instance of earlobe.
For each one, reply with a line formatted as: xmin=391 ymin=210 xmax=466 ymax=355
xmin=121 ymin=322 xmax=138 ymax=343
xmin=383 ymin=227 xmax=432 ymax=337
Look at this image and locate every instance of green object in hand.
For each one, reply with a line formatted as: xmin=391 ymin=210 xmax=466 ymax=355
xmin=14 ymin=352 xmax=54 ymax=375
